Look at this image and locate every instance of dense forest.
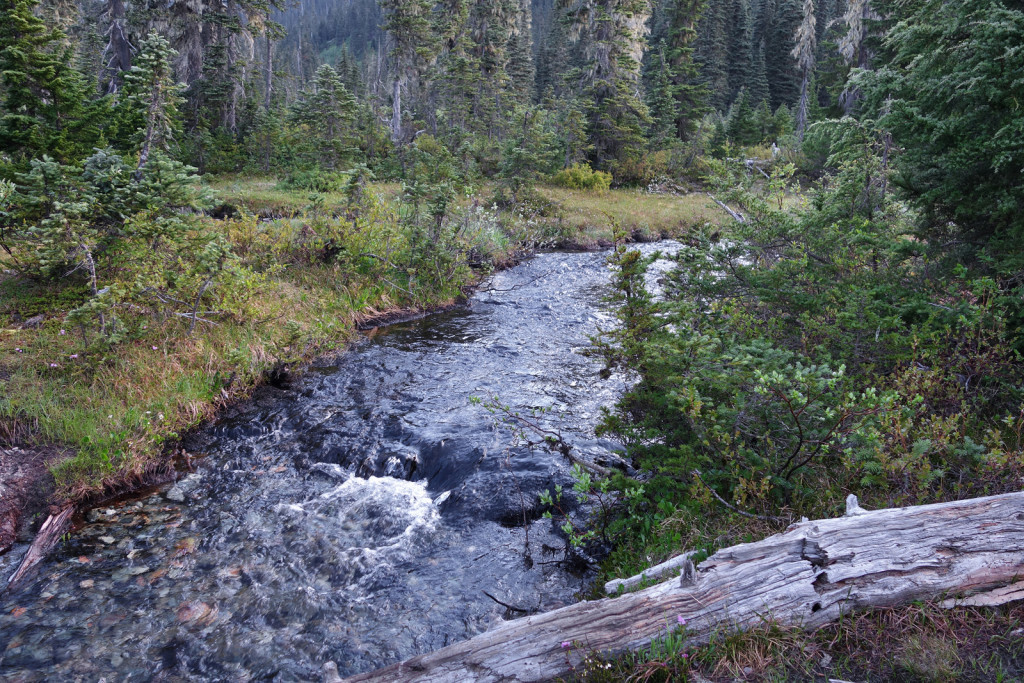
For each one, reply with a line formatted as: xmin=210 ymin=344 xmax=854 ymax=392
xmin=2 ymin=0 xmax=1024 ymax=676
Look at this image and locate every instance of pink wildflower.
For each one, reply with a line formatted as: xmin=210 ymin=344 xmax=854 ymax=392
xmin=677 ymin=615 xmax=687 ymax=626
xmin=59 ymin=329 xmax=66 ymax=335
xmin=69 ymin=354 xmax=78 ymax=359
xmin=49 ymin=363 xmax=58 ymax=368
xmin=152 ymin=346 xmax=158 ymax=350
xmin=15 ymin=348 xmax=22 ymax=353
xmin=561 ymin=641 xmax=571 ymax=649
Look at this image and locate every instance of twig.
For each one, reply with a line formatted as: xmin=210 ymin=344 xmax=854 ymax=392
xmin=707 ymin=194 xmax=746 ymax=224
xmin=482 ymin=590 xmax=532 ymax=614
xmin=189 ymin=278 xmax=213 ymax=335
xmin=691 ymin=469 xmax=787 ymax=524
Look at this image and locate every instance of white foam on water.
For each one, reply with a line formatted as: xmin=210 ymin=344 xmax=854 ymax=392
xmin=280 ymin=476 xmax=441 ymax=589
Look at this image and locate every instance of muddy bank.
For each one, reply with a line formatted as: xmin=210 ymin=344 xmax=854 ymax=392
xmin=0 ymin=446 xmax=63 ymax=555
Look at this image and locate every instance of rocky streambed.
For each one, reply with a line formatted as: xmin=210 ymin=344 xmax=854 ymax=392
xmin=0 ymin=244 xmax=674 ymax=681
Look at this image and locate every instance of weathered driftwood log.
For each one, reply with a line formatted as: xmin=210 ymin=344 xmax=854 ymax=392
xmin=603 ymin=550 xmax=696 ymax=595
xmin=4 ymin=505 xmax=75 ymax=593
xmin=343 ymin=492 xmax=1024 ymax=683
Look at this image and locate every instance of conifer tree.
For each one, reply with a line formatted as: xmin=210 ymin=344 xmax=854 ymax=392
xmin=694 ymin=0 xmax=728 ymax=110
xmin=645 ymin=42 xmax=677 ymax=147
xmin=663 ymin=0 xmax=708 ymax=140
xmin=506 ymin=0 xmax=535 ymax=105
xmin=381 ymin=0 xmax=439 ymax=143
xmin=291 ymin=65 xmax=358 ymax=169
xmin=725 ymin=0 xmax=754 ymax=104
xmin=837 ymin=0 xmax=877 ymax=112
xmin=562 ymin=0 xmax=652 ymax=167
xmin=791 ymin=0 xmax=815 ymax=139
xmin=0 ymin=0 xmax=101 ymax=167
xmin=121 ymin=32 xmax=181 ymax=181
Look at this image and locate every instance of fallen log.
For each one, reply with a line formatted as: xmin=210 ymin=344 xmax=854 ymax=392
xmin=4 ymin=505 xmax=75 ymax=593
xmin=342 ymin=492 xmax=1024 ymax=682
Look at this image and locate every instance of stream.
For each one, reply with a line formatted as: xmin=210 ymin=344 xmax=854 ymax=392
xmin=0 ymin=244 xmax=672 ymax=681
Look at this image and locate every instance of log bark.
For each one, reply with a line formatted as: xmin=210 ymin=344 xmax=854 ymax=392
xmin=343 ymin=492 xmax=1024 ymax=682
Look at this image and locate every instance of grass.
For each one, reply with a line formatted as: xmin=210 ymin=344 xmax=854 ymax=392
xmin=562 ymin=602 xmax=1024 ymax=682
xmin=0 ymin=252 xmax=400 ymax=500
xmin=536 ymin=184 xmax=721 ymax=243
xmin=203 ymin=174 xmax=717 ymax=243
xmin=0 ymin=192 xmax=464 ymax=500
xmin=201 ymin=174 xmax=402 ymax=216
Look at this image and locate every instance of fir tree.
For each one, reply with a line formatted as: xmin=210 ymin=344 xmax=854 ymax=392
xmin=381 ymin=0 xmax=439 ymax=143
xmin=291 ymin=65 xmax=358 ymax=169
xmin=645 ymin=42 xmax=677 ymax=147
xmin=725 ymin=0 xmax=754 ymax=104
xmin=562 ymin=0 xmax=652 ymax=167
xmin=0 ymin=0 xmax=102 ymax=167
xmin=764 ymin=0 xmax=801 ymax=109
xmin=791 ymin=0 xmax=815 ymax=139
xmin=120 ymin=32 xmax=181 ymax=181
xmin=694 ymin=0 xmax=728 ymax=110
xmin=663 ymin=0 xmax=708 ymax=140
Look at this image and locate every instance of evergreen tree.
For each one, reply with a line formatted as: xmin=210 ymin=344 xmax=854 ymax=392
xmin=837 ymin=0 xmax=878 ymax=112
xmin=747 ymin=38 xmax=770 ymax=105
xmin=663 ymin=0 xmax=708 ymax=140
xmin=120 ymin=32 xmax=181 ymax=180
xmin=725 ymin=0 xmax=754 ymax=104
xmin=0 ymin=0 xmax=102 ymax=168
xmin=645 ymin=42 xmax=677 ymax=147
xmin=506 ymin=0 xmax=535 ymax=104
xmin=858 ymin=0 xmax=1024 ymax=262
xmin=290 ymin=65 xmax=358 ymax=169
xmin=381 ymin=0 xmax=439 ymax=143
xmin=764 ymin=0 xmax=801 ymax=109
xmin=724 ymin=87 xmax=759 ymax=144
xmin=791 ymin=0 xmax=815 ymax=139
xmin=694 ymin=0 xmax=728 ymax=110
xmin=563 ymin=0 xmax=652 ymax=168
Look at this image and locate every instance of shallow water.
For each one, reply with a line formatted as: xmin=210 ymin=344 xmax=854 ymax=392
xmin=0 ymin=245 xmax=673 ymax=681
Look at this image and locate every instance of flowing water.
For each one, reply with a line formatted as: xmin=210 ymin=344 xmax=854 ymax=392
xmin=0 ymin=245 xmax=673 ymax=682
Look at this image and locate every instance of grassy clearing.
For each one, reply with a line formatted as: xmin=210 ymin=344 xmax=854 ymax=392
xmin=201 ymin=174 xmax=402 ymax=216
xmin=563 ymin=602 xmax=1024 ymax=682
xmin=536 ymin=185 xmax=720 ymax=243
xmin=203 ymin=175 xmax=716 ymax=243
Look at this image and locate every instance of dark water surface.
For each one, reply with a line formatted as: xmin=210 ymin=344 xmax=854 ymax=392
xmin=0 ymin=246 xmax=671 ymax=681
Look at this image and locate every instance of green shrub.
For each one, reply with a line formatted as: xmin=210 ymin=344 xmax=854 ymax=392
xmin=550 ymin=163 xmax=612 ymax=192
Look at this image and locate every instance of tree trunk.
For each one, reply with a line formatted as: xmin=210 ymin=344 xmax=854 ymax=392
xmin=264 ymin=30 xmax=273 ymax=111
xmin=796 ymin=70 xmax=809 ymax=140
xmin=343 ymin=492 xmax=1024 ymax=682
xmin=391 ymin=76 xmax=404 ymax=144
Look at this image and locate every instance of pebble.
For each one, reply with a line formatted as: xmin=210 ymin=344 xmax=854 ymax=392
xmin=79 ymin=580 xmax=94 ymax=589
xmin=164 ymin=485 xmax=186 ymax=502
xmin=98 ymin=536 xmax=116 ymax=545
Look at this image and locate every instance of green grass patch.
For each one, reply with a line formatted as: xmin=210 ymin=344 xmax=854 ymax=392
xmin=536 ymin=184 xmax=719 ymax=244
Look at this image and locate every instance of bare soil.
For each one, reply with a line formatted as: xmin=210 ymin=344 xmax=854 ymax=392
xmin=0 ymin=445 xmax=65 ymax=555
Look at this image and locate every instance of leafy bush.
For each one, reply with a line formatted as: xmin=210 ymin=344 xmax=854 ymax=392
xmin=550 ymin=163 xmax=612 ymax=191
xmin=593 ymin=123 xmax=1024 ymax=528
